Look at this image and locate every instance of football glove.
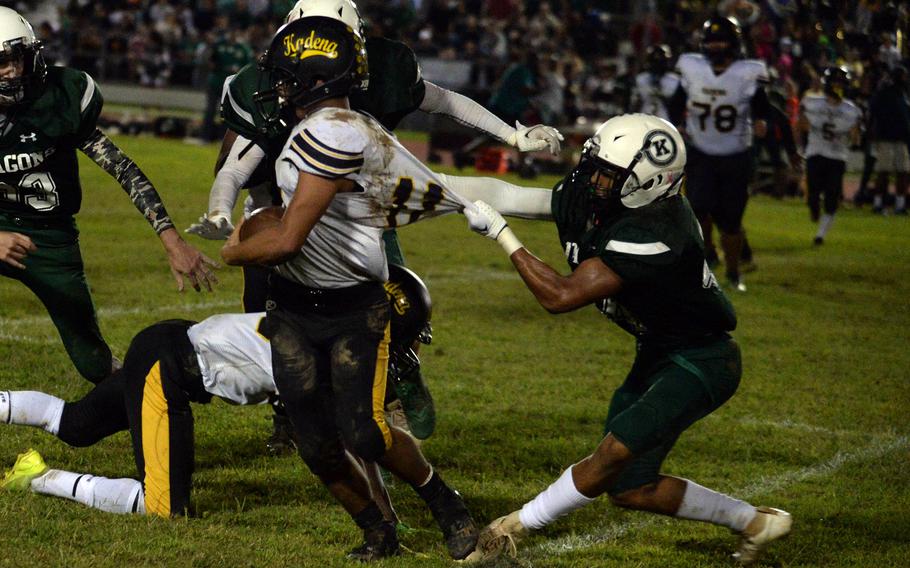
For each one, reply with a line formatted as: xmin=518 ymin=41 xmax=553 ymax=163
xmin=185 ymin=213 xmax=234 ymax=240
xmin=508 ymin=121 xmax=564 ymax=155
xmin=465 ymin=200 xmax=508 ymax=239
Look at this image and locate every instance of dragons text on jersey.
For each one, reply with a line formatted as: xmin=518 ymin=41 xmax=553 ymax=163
xmin=0 ymin=67 xmax=102 ymax=218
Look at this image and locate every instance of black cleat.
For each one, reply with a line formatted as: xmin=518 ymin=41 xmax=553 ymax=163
xmin=266 ymin=413 xmax=298 ymax=457
xmin=430 ymin=489 xmax=479 ymax=560
xmin=347 ymin=521 xmax=400 ymax=562
xmin=813 ymin=236 xmax=824 ymax=246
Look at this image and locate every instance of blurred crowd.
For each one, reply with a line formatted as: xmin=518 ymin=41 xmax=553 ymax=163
xmin=11 ymin=1 xmax=904 ymax=127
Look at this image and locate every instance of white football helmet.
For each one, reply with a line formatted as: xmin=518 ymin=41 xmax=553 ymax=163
xmin=0 ymin=6 xmax=45 ymax=106
xmin=285 ymin=0 xmax=364 ymax=40
xmin=581 ymin=113 xmax=686 ymax=209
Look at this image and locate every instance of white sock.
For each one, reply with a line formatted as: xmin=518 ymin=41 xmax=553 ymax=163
xmin=873 ymin=194 xmax=883 ymax=208
xmin=519 ymin=466 xmax=595 ymax=530
xmin=674 ymin=480 xmax=756 ymax=532
xmin=897 ymin=195 xmax=906 ymax=210
xmin=30 ymin=469 xmax=145 ymax=515
xmin=817 ymin=213 xmax=835 ymax=239
xmin=1 ymin=391 xmax=65 ymax=435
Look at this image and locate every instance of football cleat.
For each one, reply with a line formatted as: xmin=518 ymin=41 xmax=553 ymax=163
xmin=726 ymin=274 xmax=747 ymax=293
xmin=347 ymin=521 xmax=400 ymax=562
xmin=813 ymin=236 xmax=824 ymax=246
xmin=733 ymin=506 xmax=793 ymax=566
xmin=428 ymin=488 xmax=479 ymax=560
xmin=1 ymin=448 xmax=48 ymax=491
xmin=266 ymin=413 xmax=298 ymax=457
xmin=462 ymin=510 xmax=527 ymax=563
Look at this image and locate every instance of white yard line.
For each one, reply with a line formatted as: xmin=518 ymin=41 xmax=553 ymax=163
xmin=0 ymin=299 xmax=241 ymax=330
xmin=0 ymin=332 xmax=56 ymax=346
xmin=531 ymin=434 xmax=909 ymax=556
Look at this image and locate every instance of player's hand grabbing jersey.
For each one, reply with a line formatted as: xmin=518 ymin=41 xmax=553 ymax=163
xmin=676 ymin=53 xmax=768 ymax=156
xmin=551 ymin=176 xmax=736 ymax=348
xmin=0 ymin=67 xmax=101 ymax=219
xmin=800 ymin=95 xmax=861 ymax=162
xmin=274 ymin=108 xmax=468 ymax=288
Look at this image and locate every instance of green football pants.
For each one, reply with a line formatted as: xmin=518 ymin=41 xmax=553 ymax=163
xmin=604 ymin=338 xmax=742 ymax=494
xmin=0 ymin=214 xmax=112 ymax=383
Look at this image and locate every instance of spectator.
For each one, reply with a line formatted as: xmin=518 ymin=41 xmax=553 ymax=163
xmin=867 ymin=66 xmax=910 ymax=215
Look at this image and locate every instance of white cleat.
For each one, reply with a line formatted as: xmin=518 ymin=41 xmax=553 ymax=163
xmin=461 ymin=510 xmax=527 ymax=563
xmin=733 ymin=506 xmax=793 ymax=565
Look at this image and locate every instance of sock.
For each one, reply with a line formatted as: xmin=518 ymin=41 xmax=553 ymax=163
xmin=897 ymin=195 xmax=906 ymax=210
xmin=1 ymin=391 xmax=65 ymax=435
xmin=413 ymin=469 xmax=446 ymax=504
xmin=352 ymin=502 xmax=384 ymax=530
xmin=817 ymin=213 xmax=835 ymax=239
xmin=674 ymin=480 xmax=756 ymax=532
xmin=30 ymin=469 xmax=145 ymax=514
xmin=519 ymin=466 xmax=595 ymax=530
xmin=873 ymin=194 xmax=883 ymax=208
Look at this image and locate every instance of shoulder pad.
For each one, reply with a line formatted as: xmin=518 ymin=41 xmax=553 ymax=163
xmin=676 ymin=52 xmax=707 ymax=73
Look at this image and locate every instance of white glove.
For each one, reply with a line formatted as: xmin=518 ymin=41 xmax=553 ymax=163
xmin=465 ymin=200 xmax=508 ymax=239
xmin=507 ymin=121 xmax=564 ymax=155
xmin=185 ymin=213 xmax=234 ymax=240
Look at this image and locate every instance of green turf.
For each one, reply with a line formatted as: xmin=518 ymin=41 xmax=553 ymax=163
xmin=0 ymin=135 xmax=908 ymax=567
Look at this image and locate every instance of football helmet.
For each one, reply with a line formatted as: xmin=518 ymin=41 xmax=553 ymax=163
xmin=822 ymin=66 xmax=851 ymax=99
xmin=385 ymin=264 xmax=433 ymax=381
xmin=254 ymin=16 xmax=368 ymax=127
xmin=700 ymin=16 xmax=742 ymax=67
xmin=645 ymin=44 xmax=672 ymax=75
xmin=285 ymin=0 xmax=364 ymax=41
xmin=0 ymin=7 xmax=45 ymax=106
xmin=574 ymin=113 xmax=686 ymax=211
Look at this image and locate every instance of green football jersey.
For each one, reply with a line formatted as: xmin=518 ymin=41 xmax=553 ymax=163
xmin=0 ymin=67 xmax=103 ymax=220
xmin=551 ymin=175 xmax=737 ymax=348
xmin=221 ymin=36 xmax=426 ymax=157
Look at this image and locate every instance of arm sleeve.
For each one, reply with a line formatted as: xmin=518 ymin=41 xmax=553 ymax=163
xmin=208 ymin=135 xmax=266 ymax=217
xmin=435 ymin=172 xmax=552 ymax=220
xmin=283 ymin=120 xmax=367 ymax=180
xmin=79 ymin=130 xmax=174 ymax=234
xmin=419 ymin=81 xmax=516 ymax=142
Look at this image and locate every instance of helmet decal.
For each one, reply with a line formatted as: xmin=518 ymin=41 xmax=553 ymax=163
xmin=642 ymin=130 xmax=678 ymax=166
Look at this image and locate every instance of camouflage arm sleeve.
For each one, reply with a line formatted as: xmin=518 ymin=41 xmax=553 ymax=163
xmin=79 ymin=129 xmax=175 ymax=234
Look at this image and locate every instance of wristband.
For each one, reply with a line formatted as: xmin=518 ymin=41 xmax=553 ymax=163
xmin=497 ymin=227 xmax=524 ymax=256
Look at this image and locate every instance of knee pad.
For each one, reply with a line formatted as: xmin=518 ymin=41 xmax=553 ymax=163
xmin=297 ymin=436 xmax=347 ymax=481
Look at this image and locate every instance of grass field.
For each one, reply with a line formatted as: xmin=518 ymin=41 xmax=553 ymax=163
xmin=0 ymin=135 xmax=908 ymax=567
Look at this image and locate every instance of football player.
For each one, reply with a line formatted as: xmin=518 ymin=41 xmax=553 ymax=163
xmin=0 ymin=7 xmax=218 ymax=384
xmin=188 ymin=0 xmax=563 ymax=446
xmin=633 ymin=44 xmax=679 ymax=121
xmin=798 ymin=67 xmax=861 ymax=245
xmin=219 ymin=16 xmax=514 ymax=560
xmin=461 ymin=114 xmax=791 ymax=566
xmin=0 ymin=265 xmax=431 ymax=520
xmin=669 ymin=16 xmax=771 ymax=291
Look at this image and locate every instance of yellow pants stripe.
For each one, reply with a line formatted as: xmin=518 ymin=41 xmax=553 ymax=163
xmin=141 ymin=361 xmax=172 ymax=517
xmin=372 ymin=323 xmax=393 ymax=450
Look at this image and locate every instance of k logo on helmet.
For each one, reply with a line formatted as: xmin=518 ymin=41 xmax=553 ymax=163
xmin=643 ymin=130 xmax=677 ymax=166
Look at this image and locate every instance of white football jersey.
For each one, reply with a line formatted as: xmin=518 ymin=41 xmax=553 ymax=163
xmin=800 ymin=95 xmax=861 ymax=162
xmin=275 ymin=107 xmax=470 ymax=288
xmin=676 ymin=53 xmax=769 ymax=155
xmin=187 ymin=313 xmax=275 ymax=406
xmin=635 ymin=71 xmax=680 ymax=121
